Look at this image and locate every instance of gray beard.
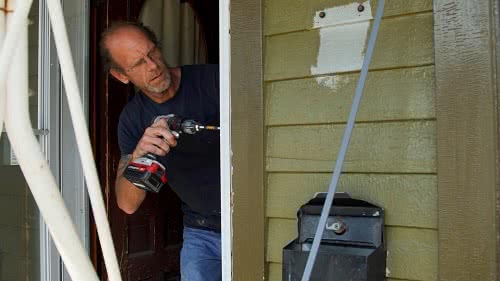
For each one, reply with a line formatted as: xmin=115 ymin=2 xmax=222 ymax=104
xmin=147 ymin=71 xmax=171 ymax=93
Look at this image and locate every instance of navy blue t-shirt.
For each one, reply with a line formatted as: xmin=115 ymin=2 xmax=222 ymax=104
xmin=118 ymin=64 xmax=221 ymax=232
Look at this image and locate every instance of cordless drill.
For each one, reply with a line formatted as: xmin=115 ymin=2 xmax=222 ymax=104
xmin=123 ymin=114 xmax=220 ymax=193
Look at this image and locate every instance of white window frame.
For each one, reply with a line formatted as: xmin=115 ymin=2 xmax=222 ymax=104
xmin=35 ymin=0 xmax=235 ymax=279
xmin=38 ymin=0 xmax=90 ymax=280
xmin=219 ymin=0 xmax=232 ymax=280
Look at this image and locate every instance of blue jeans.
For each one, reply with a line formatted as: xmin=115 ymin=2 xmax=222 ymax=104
xmin=181 ymin=227 xmax=222 ymax=281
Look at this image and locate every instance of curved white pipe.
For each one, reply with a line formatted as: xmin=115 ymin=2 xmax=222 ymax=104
xmin=0 ymin=0 xmax=32 ymax=137
xmin=0 ymin=0 xmax=6 ymax=134
xmin=45 ymin=1 xmax=122 ymax=280
xmin=4 ymin=4 xmax=99 ymax=280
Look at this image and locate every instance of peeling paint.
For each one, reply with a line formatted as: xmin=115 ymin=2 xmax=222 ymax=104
xmin=315 ymin=76 xmax=337 ymax=89
xmin=315 ymin=75 xmax=352 ymax=90
xmin=311 ymin=1 xmax=373 ymax=76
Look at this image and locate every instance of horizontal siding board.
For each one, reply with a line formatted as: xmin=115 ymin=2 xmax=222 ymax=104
xmin=265 ymin=29 xmax=319 ymax=81
xmin=385 ymin=227 xmax=438 ymax=280
xmin=267 ymin=219 xmax=437 ymax=280
xmin=266 ymin=121 xmax=437 ymax=173
xmin=264 ymin=0 xmax=306 ymax=36
xmin=266 ymin=173 xmax=437 ymax=228
xmin=265 ymin=13 xmax=434 ymax=81
xmin=266 ymin=66 xmax=436 ymax=125
xmin=264 ymin=0 xmax=433 ymax=35
xmin=266 ymin=218 xmax=296 ymax=263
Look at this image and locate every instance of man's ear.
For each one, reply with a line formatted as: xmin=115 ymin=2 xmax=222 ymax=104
xmin=110 ymin=68 xmax=130 ymax=84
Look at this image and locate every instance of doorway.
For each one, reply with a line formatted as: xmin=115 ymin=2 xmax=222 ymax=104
xmin=89 ymin=1 xmax=219 ymax=279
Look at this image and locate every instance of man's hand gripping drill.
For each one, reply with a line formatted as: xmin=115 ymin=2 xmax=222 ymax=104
xmin=123 ymin=114 xmax=220 ymax=193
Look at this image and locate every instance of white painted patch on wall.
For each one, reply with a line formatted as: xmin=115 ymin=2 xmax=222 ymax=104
xmin=311 ymin=1 xmax=373 ymax=76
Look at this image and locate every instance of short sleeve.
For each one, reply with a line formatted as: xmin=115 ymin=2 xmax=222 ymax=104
xmin=117 ymin=106 xmax=141 ymax=156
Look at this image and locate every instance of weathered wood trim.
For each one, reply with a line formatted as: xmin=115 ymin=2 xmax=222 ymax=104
xmin=230 ymin=0 xmax=265 ymax=280
xmin=496 ymin=0 xmax=500 ymax=277
xmin=434 ymin=1 xmax=499 ymax=280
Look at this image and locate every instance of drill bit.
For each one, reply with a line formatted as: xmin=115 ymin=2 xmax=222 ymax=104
xmin=197 ymin=125 xmax=220 ymax=131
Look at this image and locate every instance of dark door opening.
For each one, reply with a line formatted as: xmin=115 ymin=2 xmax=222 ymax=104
xmin=89 ymin=0 xmax=219 ymax=279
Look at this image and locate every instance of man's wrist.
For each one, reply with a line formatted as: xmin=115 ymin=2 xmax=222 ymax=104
xmin=130 ymin=151 xmax=138 ymax=161
xmin=117 ymin=154 xmax=132 ymax=176
xmin=131 ymin=150 xmax=143 ymax=161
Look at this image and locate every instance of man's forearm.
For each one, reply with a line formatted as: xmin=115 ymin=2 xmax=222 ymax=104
xmin=115 ymin=155 xmax=147 ymax=214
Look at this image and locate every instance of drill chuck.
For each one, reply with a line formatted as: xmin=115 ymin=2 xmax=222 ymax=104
xmin=154 ymin=114 xmax=219 ymax=136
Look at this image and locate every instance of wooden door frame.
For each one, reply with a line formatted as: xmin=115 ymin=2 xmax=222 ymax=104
xmin=434 ymin=1 xmax=499 ymax=280
xmin=89 ymin=0 xmax=265 ymax=279
xmin=222 ymin=0 xmax=265 ymax=280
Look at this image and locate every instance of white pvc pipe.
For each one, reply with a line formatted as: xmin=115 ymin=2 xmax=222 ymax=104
xmin=0 ymin=0 xmax=6 ymax=135
xmin=0 ymin=0 xmax=32 ymax=137
xmin=4 ymin=1 xmax=99 ymax=280
xmin=45 ymin=1 xmax=122 ymax=280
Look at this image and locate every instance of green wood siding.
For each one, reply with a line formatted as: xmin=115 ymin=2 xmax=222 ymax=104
xmin=266 ymin=173 xmax=437 ymax=228
xmin=264 ymin=0 xmax=432 ymax=36
xmin=265 ymin=13 xmax=434 ymax=81
xmin=263 ymin=1 xmax=436 ymax=280
xmin=266 ymin=66 xmax=436 ymax=125
xmin=267 ymin=121 xmax=436 ymax=173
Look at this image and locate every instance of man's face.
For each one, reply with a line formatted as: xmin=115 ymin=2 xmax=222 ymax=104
xmin=107 ymin=27 xmax=171 ymax=95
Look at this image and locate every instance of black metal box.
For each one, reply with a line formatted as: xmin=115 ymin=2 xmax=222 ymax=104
xmin=283 ymin=193 xmax=386 ymax=281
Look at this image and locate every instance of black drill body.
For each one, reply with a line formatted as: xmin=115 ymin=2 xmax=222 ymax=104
xmin=123 ymin=114 xmax=219 ymax=193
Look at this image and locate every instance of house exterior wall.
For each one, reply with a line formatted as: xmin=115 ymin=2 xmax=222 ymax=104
xmin=263 ymin=1 xmax=436 ymax=280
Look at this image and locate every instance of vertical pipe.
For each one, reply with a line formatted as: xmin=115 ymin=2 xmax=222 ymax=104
xmin=300 ymin=1 xmax=385 ymax=280
xmin=0 ymin=0 xmax=8 ymax=135
xmin=0 ymin=0 xmax=32 ymax=138
xmin=4 ymin=1 xmax=99 ymax=280
xmin=44 ymin=0 xmax=122 ymax=280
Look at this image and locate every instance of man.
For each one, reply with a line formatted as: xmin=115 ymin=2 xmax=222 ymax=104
xmin=100 ymin=22 xmax=221 ymax=281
